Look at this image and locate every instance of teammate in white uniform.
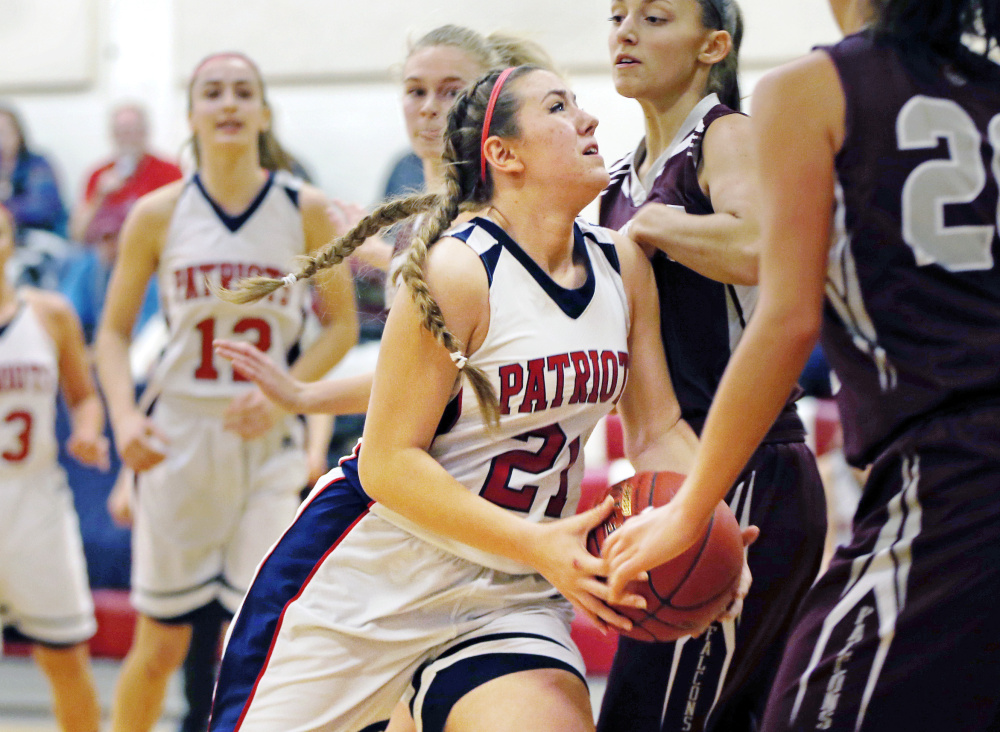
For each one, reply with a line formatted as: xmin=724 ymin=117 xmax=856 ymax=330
xmin=0 ymin=203 xmax=110 ymax=732
xmin=210 ymin=65 xmax=753 ymax=732
xmin=94 ymin=53 xmax=358 ymax=732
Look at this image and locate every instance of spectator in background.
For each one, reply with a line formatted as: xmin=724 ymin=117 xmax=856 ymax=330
xmin=59 ymin=201 xmax=159 ymax=344
xmin=0 ymin=104 xmax=70 ymax=287
xmin=69 ymin=102 xmax=182 ymax=246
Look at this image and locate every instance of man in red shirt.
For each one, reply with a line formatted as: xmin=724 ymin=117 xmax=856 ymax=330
xmin=69 ymin=103 xmax=182 ymax=245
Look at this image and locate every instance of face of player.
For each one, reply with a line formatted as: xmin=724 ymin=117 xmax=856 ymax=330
xmin=188 ymin=56 xmax=271 ymax=157
xmin=402 ymin=45 xmax=486 ymax=164
xmin=500 ymin=69 xmax=609 ymax=205
xmin=608 ymin=0 xmax=718 ymax=103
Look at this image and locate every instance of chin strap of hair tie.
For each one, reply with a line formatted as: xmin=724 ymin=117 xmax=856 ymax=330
xmin=450 ymin=351 xmax=468 ymax=370
xmin=480 ymin=67 xmax=517 ymax=183
xmin=281 ymin=273 xmax=299 ymax=288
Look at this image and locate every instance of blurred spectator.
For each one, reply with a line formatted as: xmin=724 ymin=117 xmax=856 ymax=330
xmin=0 ymin=103 xmax=68 ymax=237
xmin=69 ymin=102 xmax=182 ymax=245
xmin=59 ymin=202 xmax=158 ymax=344
xmin=0 ymin=103 xmax=71 ymax=288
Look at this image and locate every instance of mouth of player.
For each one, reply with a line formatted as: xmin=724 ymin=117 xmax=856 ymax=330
xmin=583 ymin=143 xmax=600 ymax=156
xmin=615 ymin=54 xmax=640 ymax=68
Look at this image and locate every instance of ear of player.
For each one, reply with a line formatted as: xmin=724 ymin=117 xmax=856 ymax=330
xmin=587 ymin=470 xmax=744 ymax=642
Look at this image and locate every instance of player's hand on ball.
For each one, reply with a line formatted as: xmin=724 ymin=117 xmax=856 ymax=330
xmin=715 ymin=526 xmax=759 ymax=623
xmin=224 ymin=388 xmax=281 ymax=439
xmin=529 ymin=496 xmax=646 ymax=635
xmin=602 ymin=500 xmax=707 ymax=606
xmin=116 ymin=412 xmax=168 ymax=472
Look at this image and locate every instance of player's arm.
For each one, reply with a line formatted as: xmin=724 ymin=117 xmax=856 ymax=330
xmin=603 ymin=51 xmax=843 ymax=599
xmin=626 ymin=114 xmax=758 ymax=285
xmin=288 ymin=184 xmax=359 ymax=383
xmin=31 ymin=289 xmax=109 ymax=470
xmin=214 ymin=338 xmax=373 ymax=414
xmin=610 ymin=231 xmax=698 ymax=472
xmin=94 ymin=184 xmax=178 ymax=470
xmin=358 ymin=238 xmax=639 ymax=632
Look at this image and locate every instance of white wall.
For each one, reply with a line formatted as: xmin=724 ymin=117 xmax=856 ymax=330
xmin=3 ymin=0 xmax=840 ymax=214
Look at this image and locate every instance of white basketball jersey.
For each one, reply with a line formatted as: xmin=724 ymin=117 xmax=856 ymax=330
xmin=0 ymin=300 xmax=60 ymax=476
xmin=372 ymin=217 xmax=631 ymax=573
xmin=150 ymin=171 xmax=311 ymax=405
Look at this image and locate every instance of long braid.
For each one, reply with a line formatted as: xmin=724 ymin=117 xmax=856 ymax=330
xmin=216 ymin=192 xmax=439 ymax=304
xmin=396 ymin=155 xmax=502 ymax=427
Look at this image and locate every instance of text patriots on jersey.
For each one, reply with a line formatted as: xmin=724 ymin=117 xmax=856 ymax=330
xmin=498 ymin=350 xmax=629 ymax=415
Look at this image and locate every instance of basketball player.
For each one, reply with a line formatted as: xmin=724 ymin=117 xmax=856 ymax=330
xmin=604 ymin=1 xmax=1000 ymax=730
xmin=220 ymin=26 xmax=558 ymax=419
xmin=596 ymin=2 xmax=827 ymax=730
xmin=93 ymin=52 xmax=358 ymax=732
xmin=0 ymin=203 xmax=109 ymax=732
xmin=208 ymin=65 xmax=752 ymax=732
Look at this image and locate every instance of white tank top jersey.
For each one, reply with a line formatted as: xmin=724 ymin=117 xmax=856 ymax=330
xmin=371 ymin=216 xmax=632 ymax=574
xmin=151 ymin=171 xmax=311 ymax=405
xmin=0 ymin=300 xmax=60 ymax=476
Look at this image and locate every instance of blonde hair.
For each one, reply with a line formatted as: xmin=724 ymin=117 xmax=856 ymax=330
xmin=219 ymin=67 xmax=539 ymax=427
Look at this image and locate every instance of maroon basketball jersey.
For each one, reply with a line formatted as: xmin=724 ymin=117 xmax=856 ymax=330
xmin=599 ymin=96 xmax=758 ymax=431
xmin=821 ymin=32 xmax=1000 ymax=465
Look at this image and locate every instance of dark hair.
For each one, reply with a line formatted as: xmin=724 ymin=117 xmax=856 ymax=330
xmin=870 ymin=0 xmax=1000 ymax=73
xmin=219 ymin=66 xmax=539 ymax=426
xmin=187 ymin=52 xmax=300 ymax=173
xmin=0 ymin=104 xmax=29 ymax=160
xmin=696 ymin=0 xmax=744 ymax=112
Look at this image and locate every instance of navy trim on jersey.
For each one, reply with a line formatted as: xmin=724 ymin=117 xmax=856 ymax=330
xmin=282 ymin=184 xmax=299 ymax=209
xmin=471 ymin=217 xmax=596 ymax=319
xmin=209 ymin=476 xmax=371 ymax=732
xmin=193 ymin=171 xmax=275 ymax=233
xmin=582 ymin=229 xmax=621 ymax=274
xmin=479 ymin=243 xmax=504 ymax=286
xmin=434 ymin=392 xmax=463 ymax=437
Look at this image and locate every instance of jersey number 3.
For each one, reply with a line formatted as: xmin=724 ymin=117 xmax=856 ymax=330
xmin=898 ymin=96 xmax=1000 ymax=272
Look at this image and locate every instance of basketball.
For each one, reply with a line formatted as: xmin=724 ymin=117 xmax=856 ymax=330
xmin=587 ymin=471 xmax=744 ymax=642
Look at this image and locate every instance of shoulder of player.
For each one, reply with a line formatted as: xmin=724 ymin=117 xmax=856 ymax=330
xmin=128 ymin=180 xmax=184 ymax=228
xmin=752 ymin=51 xmax=845 ymax=148
xmin=605 ymin=228 xmax=651 ymax=286
xmin=701 ymin=111 xmax=750 ymax=159
xmin=293 ymin=181 xmax=330 ymax=213
xmin=424 ymin=235 xmax=490 ymax=319
xmin=754 ymin=51 xmax=842 ymax=115
xmin=20 ymin=287 xmax=81 ymax=342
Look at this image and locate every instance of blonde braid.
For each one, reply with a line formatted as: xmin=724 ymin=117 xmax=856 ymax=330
xmin=397 ymin=155 xmax=501 ymax=427
xmin=215 ymin=192 xmax=439 ymax=304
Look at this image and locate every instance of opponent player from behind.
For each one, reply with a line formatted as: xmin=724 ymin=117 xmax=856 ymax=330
xmin=605 ymin=1 xmax=1000 ymax=730
xmin=0 ymin=203 xmax=109 ymax=732
xmin=94 ymin=52 xmax=357 ymax=732
xmin=210 ymin=65 xmax=752 ymax=732
xmin=596 ymin=1 xmax=826 ymax=730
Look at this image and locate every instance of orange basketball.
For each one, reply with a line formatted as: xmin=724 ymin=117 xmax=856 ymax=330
xmin=587 ymin=471 xmax=744 ymax=642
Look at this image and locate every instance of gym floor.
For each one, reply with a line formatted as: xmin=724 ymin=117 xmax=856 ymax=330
xmin=0 ymin=655 xmax=608 ymax=730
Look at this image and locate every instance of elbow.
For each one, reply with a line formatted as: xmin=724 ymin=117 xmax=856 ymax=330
xmin=782 ymin=308 xmax=823 ymax=360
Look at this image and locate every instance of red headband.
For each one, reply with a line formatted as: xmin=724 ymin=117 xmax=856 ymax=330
xmin=480 ymin=67 xmax=517 ymax=182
